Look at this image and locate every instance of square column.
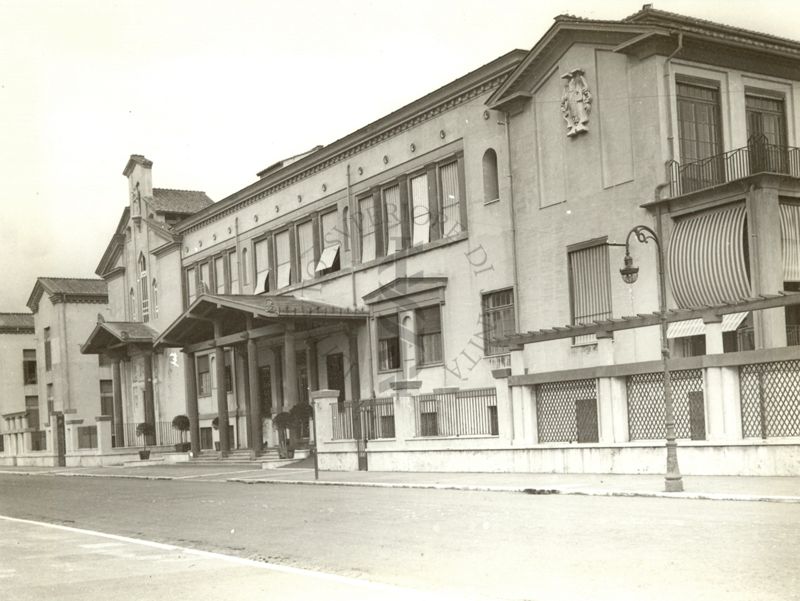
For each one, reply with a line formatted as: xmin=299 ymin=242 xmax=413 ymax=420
xmin=214 ymin=321 xmax=231 ymax=455
xmin=142 ymin=352 xmax=156 ymax=445
xmin=247 ymin=335 xmax=262 ymax=457
xmin=112 ymin=358 xmax=124 ymax=447
xmin=283 ymin=322 xmax=299 ymax=410
xmin=96 ymin=416 xmax=113 ymax=454
xmin=183 ymin=351 xmax=201 ymax=456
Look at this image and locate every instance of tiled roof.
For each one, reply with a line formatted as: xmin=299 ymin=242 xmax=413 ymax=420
xmin=38 ymin=278 xmax=108 ymax=296
xmin=100 ymin=321 xmax=158 ymax=342
xmin=150 ymin=188 xmax=213 ymax=215
xmin=0 ymin=313 xmax=34 ymax=329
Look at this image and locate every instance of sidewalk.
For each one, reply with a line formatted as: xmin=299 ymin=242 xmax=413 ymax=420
xmin=1 ymin=463 xmax=798 ymax=502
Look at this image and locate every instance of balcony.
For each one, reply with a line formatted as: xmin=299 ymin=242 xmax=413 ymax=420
xmin=668 ymin=136 xmax=800 ymax=198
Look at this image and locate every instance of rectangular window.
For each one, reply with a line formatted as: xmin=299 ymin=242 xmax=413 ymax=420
xmin=746 ymin=94 xmax=786 ymax=146
xmin=100 ymin=380 xmax=114 ymax=418
xmin=25 ymin=395 xmax=39 ymax=430
xmin=359 ymin=195 xmax=376 ymax=263
xmin=47 ymin=384 xmax=54 ymax=419
xmin=410 ymin=173 xmax=430 ymax=246
xmin=568 ymin=243 xmax=612 ymax=344
xmin=23 ymin=350 xmax=37 ymax=385
xmin=416 ymin=305 xmax=443 ymax=366
xmin=275 ymin=230 xmax=292 ymax=288
xmin=482 ymin=289 xmax=515 ymax=356
xmin=78 ymin=426 xmax=98 ymax=449
xmin=382 ymin=184 xmax=402 ymax=255
xmin=44 ymin=328 xmax=52 ymax=371
xmin=296 ymin=220 xmax=315 ymax=282
xmin=316 ymin=210 xmax=340 ymax=274
xmin=439 ymin=161 xmax=462 ymax=237
xmin=253 ymin=239 xmax=270 ymax=293
xmin=186 ymin=267 xmax=197 ymax=304
xmin=197 ymin=355 xmax=211 ymax=397
xmin=377 ymin=314 xmax=401 ymax=372
xmin=199 ymin=262 xmax=211 ymax=294
xmin=677 ymin=81 xmax=722 ymax=163
xmin=214 ymin=256 xmax=226 ymax=294
xmin=228 ymin=250 xmax=239 ymax=293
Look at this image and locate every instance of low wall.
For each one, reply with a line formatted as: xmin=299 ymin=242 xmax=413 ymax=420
xmin=0 ymin=452 xmax=57 ymax=467
xmin=318 ymin=440 xmax=800 ymax=476
xmin=65 ymin=447 xmax=190 ymax=467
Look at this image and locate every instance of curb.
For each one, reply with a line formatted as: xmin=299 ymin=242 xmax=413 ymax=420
xmin=3 ymin=469 xmax=799 ymax=503
xmin=225 ymin=477 xmax=800 ymax=503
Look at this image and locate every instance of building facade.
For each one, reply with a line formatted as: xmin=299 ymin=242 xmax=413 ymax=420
xmin=82 ymin=7 xmax=800 ymax=475
xmin=0 ymin=314 xmax=37 ymax=463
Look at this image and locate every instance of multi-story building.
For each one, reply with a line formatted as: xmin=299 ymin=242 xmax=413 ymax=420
xmin=26 ymin=277 xmax=111 ymax=464
xmin=0 ymin=313 xmax=37 ymax=463
xmin=83 ymin=7 xmax=800 ymax=475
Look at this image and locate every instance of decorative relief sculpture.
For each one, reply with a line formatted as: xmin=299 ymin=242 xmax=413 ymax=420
xmin=560 ymin=68 xmax=592 ymax=137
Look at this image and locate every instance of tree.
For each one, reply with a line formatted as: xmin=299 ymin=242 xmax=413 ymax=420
xmin=171 ymin=415 xmax=191 ymax=451
xmin=136 ymin=422 xmax=155 ymax=451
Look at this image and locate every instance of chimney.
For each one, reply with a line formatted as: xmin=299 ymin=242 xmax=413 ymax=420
xmin=122 ymin=155 xmax=153 ymax=215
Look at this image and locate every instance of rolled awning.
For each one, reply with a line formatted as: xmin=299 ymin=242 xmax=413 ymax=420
xmin=667 ymin=204 xmax=751 ymax=308
xmin=666 ymin=312 xmax=749 ymax=339
xmin=781 ymin=203 xmax=800 ymax=282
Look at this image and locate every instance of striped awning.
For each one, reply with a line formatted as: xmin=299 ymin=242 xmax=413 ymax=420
xmin=667 ymin=204 xmax=751 ymax=308
xmin=781 ymin=203 xmax=800 ymax=282
xmin=666 ymin=312 xmax=749 ymax=339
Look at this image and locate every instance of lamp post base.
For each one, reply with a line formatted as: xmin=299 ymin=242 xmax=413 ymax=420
xmin=664 ymin=475 xmax=684 ymax=493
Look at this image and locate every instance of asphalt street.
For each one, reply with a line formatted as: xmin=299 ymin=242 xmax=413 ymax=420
xmin=1 ymin=473 xmax=798 ymax=600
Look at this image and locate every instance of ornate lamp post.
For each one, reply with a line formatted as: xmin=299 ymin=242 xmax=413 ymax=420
xmin=618 ymin=225 xmax=684 ymax=493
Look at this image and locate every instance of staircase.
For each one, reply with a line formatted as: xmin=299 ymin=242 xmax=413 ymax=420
xmin=191 ymin=447 xmax=289 ymax=467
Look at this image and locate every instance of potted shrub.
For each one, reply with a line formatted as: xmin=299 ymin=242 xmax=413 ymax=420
xmin=289 ymin=402 xmax=313 ymax=445
xmin=136 ymin=422 xmax=156 ymax=460
xmin=272 ymin=411 xmax=294 ymax=459
xmin=172 ymin=415 xmax=191 ymax=452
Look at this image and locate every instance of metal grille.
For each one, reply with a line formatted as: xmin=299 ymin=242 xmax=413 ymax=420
xmin=626 ymin=370 xmax=703 ymax=440
xmin=414 ymin=388 xmax=498 ymax=437
xmin=740 ymin=360 xmax=800 ymax=438
xmin=331 ymin=399 xmax=396 ymax=441
xmin=123 ymin=421 xmax=182 ymax=447
xmin=535 ymin=379 xmax=597 ymax=443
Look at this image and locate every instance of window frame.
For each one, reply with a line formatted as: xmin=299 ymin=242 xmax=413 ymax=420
xmin=481 ymin=288 xmax=515 ymax=356
xmin=567 ymin=239 xmax=612 ymax=345
xmin=23 ymin=350 xmax=37 ymax=385
xmin=376 ymin=314 xmax=402 ymax=373
xmin=415 ymin=304 xmax=444 ymax=367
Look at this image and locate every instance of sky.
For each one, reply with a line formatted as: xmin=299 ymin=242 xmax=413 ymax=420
xmin=1 ymin=0 xmax=798 ymax=312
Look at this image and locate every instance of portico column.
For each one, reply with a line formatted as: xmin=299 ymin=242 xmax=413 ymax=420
xmin=214 ymin=320 xmax=231 ymax=455
xmin=247 ymin=318 xmax=262 ymax=458
xmin=283 ymin=322 xmax=299 ymax=410
xmin=142 ymin=352 xmax=156 ymax=446
xmin=111 ymin=357 xmax=124 ymax=447
xmin=183 ymin=351 xmax=200 ymax=456
xmin=307 ymin=339 xmax=319 ymax=392
xmin=347 ymin=326 xmax=362 ymax=440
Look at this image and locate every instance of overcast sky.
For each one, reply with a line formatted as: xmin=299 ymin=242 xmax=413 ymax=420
xmin=1 ymin=0 xmax=798 ymax=312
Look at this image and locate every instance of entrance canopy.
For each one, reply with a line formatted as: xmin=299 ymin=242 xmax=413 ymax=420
xmin=155 ymin=294 xmax=368 ymax=348
xmin=81 ymin=321 xmax=158 ymax=355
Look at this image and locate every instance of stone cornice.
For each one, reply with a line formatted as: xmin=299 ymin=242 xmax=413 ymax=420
xmin=49 ymin=293 xmax=109 ymax=306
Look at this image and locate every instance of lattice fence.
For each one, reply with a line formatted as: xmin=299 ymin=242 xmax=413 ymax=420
xmin=740 ymin=360 xmax=800 ymax=438
xmin=535 ymin=379 xmax=597 ymax=443
xmin=626 ymin=370 xmax=703 ymax=440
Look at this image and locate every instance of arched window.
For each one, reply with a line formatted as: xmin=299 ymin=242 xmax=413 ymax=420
xmin=139 ymin=253 xmax=149 ymax=323
xmin=129 ymin=288 xmax=136 ymax=320
xmin=241 ymin=248 xmax=249 ymax=286
xmin=152 ymin=279 xmax=159 ymax=318
xmin=482 ymin=149 xmax=499 ymax=203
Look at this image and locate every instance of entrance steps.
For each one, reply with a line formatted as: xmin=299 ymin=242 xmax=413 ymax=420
xmin=191 ymin=447 xmax=303 ymax=469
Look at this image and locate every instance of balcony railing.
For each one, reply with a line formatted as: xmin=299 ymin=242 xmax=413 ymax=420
xmin=668 ymin=135 xmax=800 ymax=197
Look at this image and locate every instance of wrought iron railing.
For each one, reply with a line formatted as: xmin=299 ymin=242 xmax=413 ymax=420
xmin=414 ymin=388 xmax=498 ymax=437
xmin=123 ymin=421 xmax=184 ymax=447
xmin=668 ymin=135 xmax=800 ymax=197
xmin=331 ymin=399 xmax=395 ymax=441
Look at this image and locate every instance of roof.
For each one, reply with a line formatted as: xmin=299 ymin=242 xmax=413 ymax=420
xmin=173 ymin=49 xmax=527 ymax=233
xmin=27 ymin=277 xmax=108 ymax=313
xmin=0 ymin=312 xmax=34 ymax=334
xmin=150 ymin=188 xmax=214 ymax=215
xmin=156 ymin=293 xmax=368 ymax=347
xmin=488 ymin=6 xmax=800 ymax=109
xmin=81 ymin=321 xmax=158 ymax=355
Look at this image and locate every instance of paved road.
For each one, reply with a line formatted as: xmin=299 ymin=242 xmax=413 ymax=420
xmin=1 ymin=473 xmax=798 ymax=600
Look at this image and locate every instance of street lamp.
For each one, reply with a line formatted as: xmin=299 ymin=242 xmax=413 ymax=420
xmin=618 ymin=225 xmax=684 ymax=493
